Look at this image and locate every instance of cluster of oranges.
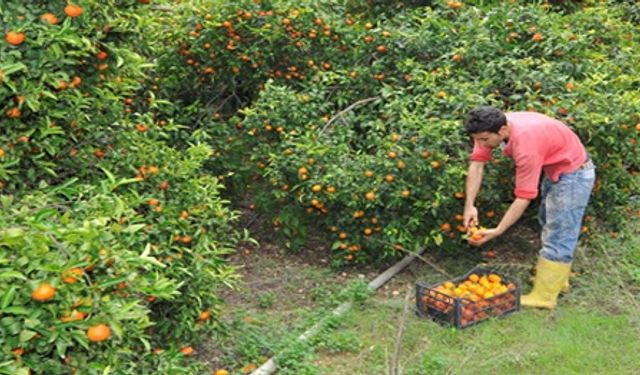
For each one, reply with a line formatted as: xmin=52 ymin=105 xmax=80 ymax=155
xmin=435 ymin=273 xmax=515 ymax=302
xmin=464 ymin=225 xmax=485 ymax=242
xmin=421 ymin=272 xmax=518 ymax=327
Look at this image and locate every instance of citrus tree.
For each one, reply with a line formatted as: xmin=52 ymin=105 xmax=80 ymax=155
xmin=1 ymin=1 xmax=243 ymax=373
xmin=149 ymin=0 xmax=638 ymax=265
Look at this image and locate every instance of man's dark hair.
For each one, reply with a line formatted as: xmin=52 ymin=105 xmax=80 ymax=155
xmin=464 ymin=106 xmax=507 ymax=134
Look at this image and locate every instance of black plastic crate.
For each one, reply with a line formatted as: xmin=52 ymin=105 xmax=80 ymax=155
xmin=416 ymin=266 xmax=521 ymax=329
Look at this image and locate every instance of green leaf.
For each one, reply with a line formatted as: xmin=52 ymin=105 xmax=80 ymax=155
xmin=122 ymin=224 xmax=146 ymax=233
xmin=3 ymin=307 xmax=29 ymax=316
xmin=0 ymin=270 xmax=27 ymax=280
xmin=97 ymin=276 xmax=129 ymax=289
xmin=1 ymin=287 xmax=16 ymax=309
xmin=19 ymin=330 xmax=37 ymax=342
xmin=34 ymin=208 xmax=58 ymax=223
xmin=0 ymin=62 xmax=27 ymax=76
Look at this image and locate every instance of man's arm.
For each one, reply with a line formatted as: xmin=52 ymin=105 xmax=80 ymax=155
xmin=463 ymin=160 xmax=486 ymax=228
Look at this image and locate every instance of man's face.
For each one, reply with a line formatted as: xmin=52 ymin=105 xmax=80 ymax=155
xmin=470 ymin=127 xmax=507 ymax=148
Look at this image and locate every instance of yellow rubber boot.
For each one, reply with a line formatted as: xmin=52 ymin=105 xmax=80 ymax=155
xmin=521 ymin=257 xmax=572 ymax=309
xmin=532 ymin=269 xmax=570 ymax=292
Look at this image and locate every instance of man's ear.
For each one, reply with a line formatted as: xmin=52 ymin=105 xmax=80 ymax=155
xmin=498 ymin=124 xmax=509 ymax=137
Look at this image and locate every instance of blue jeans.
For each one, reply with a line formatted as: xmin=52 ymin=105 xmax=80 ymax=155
xmin=538 ymin=163 xmax=596 ymax=263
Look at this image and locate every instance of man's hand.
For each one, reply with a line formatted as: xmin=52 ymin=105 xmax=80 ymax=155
xmin=467 ymin=227 xmax=501 ymax=246
xmin=463 ymin=206 xmax=479 ymax=229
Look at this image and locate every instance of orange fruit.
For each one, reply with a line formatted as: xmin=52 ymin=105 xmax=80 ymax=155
xmin=385 ymin=174 xmax=395 ymax=183
xmin=62 ymin=268 xmax=84 ymax=283
xmin=214 ymin=370 xmax=230 ymax=375
xmin=198 ymin=310 xmax=211 ymax=321
xmin=365 ymin=191 xmax=375 ymax=200
xmin=440 ymin=222 xmax=452 ymax=232
xmin=179 ymin=346 xmax=194 ymax=356
xmin=488 ymin=274 xmax=502 ymax=283
xmin=468 ymin=274 xmax=479 ymax=283
xmin=401 ymin=190 xmax=410 ymax=198
xmin=32 ymin=283 xmax=56 ymax=301
xmin=60 ymin=310 xmax=87 ymax=322
xmin=532 ymin=33 xmax=544 ymax=42
xmin=87 ymin=324 xmax=111 ymax=342
xmin=64 ymin=4 xmax=83 ymax=17
xmin=5 ymin=31 xmax=26 ymax=46
xmin=41 ymin=13 xmax=59 ymax=25
xmin=6 ymin=107 xmax=21 ymax=118
xmin=96 ymin=51 xmax=108 ymax=60
xmin=0 ymin=148 xmax=5 ymax=158
xmin=430 ymin=160 xmax=441 ymax=169
xmin=311 ymin=184 xmax=322 ymax=192
xmin=388 ymin=150 xmax=397 ymax=159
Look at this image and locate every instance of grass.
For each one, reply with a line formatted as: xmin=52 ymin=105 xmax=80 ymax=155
xmin=316 ymin=303 xmax=638 ymax=375
xmin=205 ymin=205 xmax=640 ymax=374
xmin=311 ymin=208 xmax=640 ymax=375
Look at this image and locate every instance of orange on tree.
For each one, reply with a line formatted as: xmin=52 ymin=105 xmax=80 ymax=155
xmin=214 ymin=370 xmax=230 ymax=375
xmin=87 ymin=324 xmax=111 ymax=342
xmin=64 ymin=4 xmax=83 ymax=18
xmin=198 ymin=310 xmax=211 ymax=322
xmin=5 ymin=31 xmax=26 ymax=46
xmin=179 ymin=346 xmax=194 ymax=356
xmin=5 ymin=107 xmax=20 ymax=118
xmin=41 ymin=13 xmax=59 ymax=25
xmin=60 ymin=310 xmax=87 ymax=322
xmin=62 ymin=268 xmax=84 ymax=283
xmin=32 ymin=282 xmax=56 ymax=301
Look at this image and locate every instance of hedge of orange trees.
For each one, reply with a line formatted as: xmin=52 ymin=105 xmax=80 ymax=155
xmin=148 ymin=0 xmax=638 ymax=265
xmin=1 ymin=1 xmax=241 ymax=374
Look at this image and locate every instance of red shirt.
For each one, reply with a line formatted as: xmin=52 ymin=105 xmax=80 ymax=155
xmin=471 ymin=112 xmax=587 ymax=199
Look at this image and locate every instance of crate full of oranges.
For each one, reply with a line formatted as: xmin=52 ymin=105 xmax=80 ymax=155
xmin=416 ymin=267 xmax=520 ymax=329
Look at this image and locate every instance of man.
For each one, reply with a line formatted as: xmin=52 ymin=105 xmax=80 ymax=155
xmin=462 ymin=106 xmax=595 ymax=309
